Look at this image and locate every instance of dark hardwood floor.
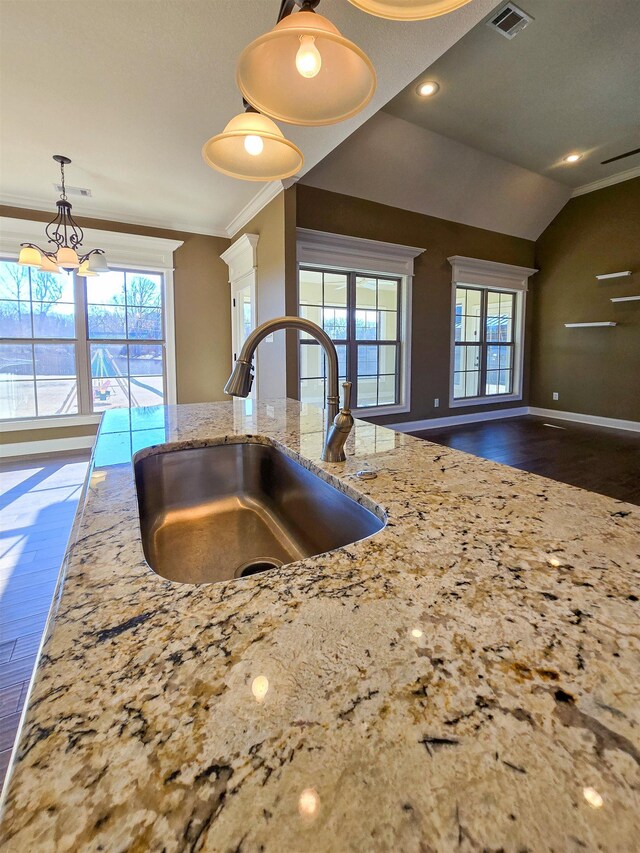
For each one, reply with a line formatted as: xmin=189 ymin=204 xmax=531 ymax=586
xmin=0 ymin=451 xmax=89 ymax=792
xmin=413 ymin=415 xmax=640 ymax=505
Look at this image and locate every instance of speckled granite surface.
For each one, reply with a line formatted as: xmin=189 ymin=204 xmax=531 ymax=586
xmin=1 ymin=399 xmax=638 ymax=852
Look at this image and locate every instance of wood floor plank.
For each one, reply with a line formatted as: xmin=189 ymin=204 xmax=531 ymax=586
xmin=0 ymin=711 xmax=22 ymax=752
xmin=0 ymin=683 xmax=23 ymax=717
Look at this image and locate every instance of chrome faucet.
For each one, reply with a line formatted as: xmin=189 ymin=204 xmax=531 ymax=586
xmin=224 ymin=316 xmax=354 ymax=462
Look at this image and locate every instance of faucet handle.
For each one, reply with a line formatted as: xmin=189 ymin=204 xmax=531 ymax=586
xmin=341 ymin=381 xmax=352 ymax=412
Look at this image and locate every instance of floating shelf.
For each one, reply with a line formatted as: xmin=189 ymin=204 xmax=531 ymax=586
xmin=596 ymin=271 xmax=632 ymax=280
xmin=564 ymin=322 xmax=617 ymax=328
xmin=610 ymin=295 xmax=640 ymax=302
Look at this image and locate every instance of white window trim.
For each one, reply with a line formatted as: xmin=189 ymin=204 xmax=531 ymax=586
xmin=0 ymin=217 xmax=182 ymax=431
xmin=297 ymin=229 xmax=424 ymax=417
xmin=447 ymin=255 xmax=537 ymax=409
xmin=221 ymin=233 xmax=259 ymax=400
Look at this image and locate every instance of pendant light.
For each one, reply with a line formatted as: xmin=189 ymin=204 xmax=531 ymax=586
xmin=346 ymin=0 xmax=473 ymax=20
xmin=202 ymin=107 xmax=303 ymax=181
xmin=237 ymin=2 xmax=376 ymax=126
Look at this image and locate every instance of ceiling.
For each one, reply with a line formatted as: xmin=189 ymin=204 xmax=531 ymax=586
xmin=0 ymin=0 xmax=500 ymax=237
xmin=383 ymin=0 xmax=640 ymax=190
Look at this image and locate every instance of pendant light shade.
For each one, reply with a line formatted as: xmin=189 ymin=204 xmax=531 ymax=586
xmin=202 ymin=112 xmax=303 ymax=181
xmin=56 ymin=246 xmax=80 ymax=269
xmin=18 ymin=246 xmax=42 ymax=267
xmin=39 ymin=254 xmax=61 ymax=274
xmin=77 ymin=261 xmax=98 ymax=277
xmin=346 ymin=0 xmax=473 ymax=20
xmin=237 ymin=11 xmax=376 ymax=126
xmin=87 ymin=252 xmax=110 ymax=274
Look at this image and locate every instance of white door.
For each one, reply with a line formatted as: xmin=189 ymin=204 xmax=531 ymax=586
xmin=231 ymin=278 xmax=257 ymax=398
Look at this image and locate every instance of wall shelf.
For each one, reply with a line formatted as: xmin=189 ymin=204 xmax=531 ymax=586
xmin=610 ymin=295 xmax=640 ymax=303
xmin=596 ymin=271 xmax=632 ymax=280
xmin=564 ymin=322 xmax=617 ymax=328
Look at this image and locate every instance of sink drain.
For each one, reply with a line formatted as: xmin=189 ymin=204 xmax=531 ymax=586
xmin=234 ymin=557 xmax=283 ymax=579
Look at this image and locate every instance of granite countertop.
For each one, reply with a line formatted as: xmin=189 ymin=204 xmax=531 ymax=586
xmin=1 ymin=399 xmax=638 ymax=852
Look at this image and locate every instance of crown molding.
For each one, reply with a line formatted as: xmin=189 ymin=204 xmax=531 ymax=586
xmin=0 ymin=193 xmax=228 ymax=238
xmin=225 ymin=181 xmax=284 ymax=238
xmin=220 ymin=233 xmax=259 ymax=281
xmin=297 ymin=228 xmax=425 ymax=277
xmin=448 ymin=255 xmax=538 ymax=291
xmin=571 ymin=165 xmax=640 ymax=198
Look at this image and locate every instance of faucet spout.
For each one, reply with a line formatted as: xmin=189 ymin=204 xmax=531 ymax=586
xmin=224 ymin=316 xmax=352 ymax=462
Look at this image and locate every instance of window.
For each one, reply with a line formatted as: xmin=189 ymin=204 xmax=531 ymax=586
xmin=453 ymin=286 xmax=516 ymax=400
xmin=298 ymin=267 xmax=401 ymax=410
xmin=448 ymin=255 xmax=537 ymax=408
xmin=0 ymin=259 xmax=168 ymax=422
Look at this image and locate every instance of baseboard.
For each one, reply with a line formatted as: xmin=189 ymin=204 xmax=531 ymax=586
xmin=0 ymin=435 xmax=96 ymax=460
xmin=529 ymin=408 xmax=640 ymax=433
xmin=389 ymin=407 xmax=529 ymax=433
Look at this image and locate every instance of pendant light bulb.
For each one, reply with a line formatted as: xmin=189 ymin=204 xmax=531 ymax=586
xmin=296 ymin=35 xmax=321 ymax=78
xmin=243 ymin=134 xmax=264 ymax=156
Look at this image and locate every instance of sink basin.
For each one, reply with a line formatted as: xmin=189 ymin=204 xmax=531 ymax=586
xmin=133 ymin=440 xmax=385 ymax=584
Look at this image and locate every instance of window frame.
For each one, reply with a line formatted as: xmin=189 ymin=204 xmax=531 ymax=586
xmin=296 ymin=229 xmax=424 ymax=417
xmin=299 ymin=266 xmax=403 ymax=412
xmin=0 ymin=218 xmax=181 ymax=431
xmin=447 ymin=255 xmax=537 ymax=409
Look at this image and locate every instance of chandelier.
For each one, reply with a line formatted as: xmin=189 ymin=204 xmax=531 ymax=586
xmin=18 ymin=155 xmax=109 ymax=277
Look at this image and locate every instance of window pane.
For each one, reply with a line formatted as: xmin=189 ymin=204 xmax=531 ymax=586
xmin=324 ymin=273 xmax=347 ymax=307
xmin=127 ymin=307 xmax=162 ymax=339
xmin=463 ymin=314 xmax=480 ymax=342
xmin=0 ymin=379 xmax=35 ymax=418
xmin=300 ymin=343 xmax=324 ymax=378
xmin=453 ymin=372 xmax=465 ymax=399
xmin=300 ymin=305 xmax=322 ymax=338
xmin=378 ymin=310 xmax=397 ymax=340
xmin=379 ymin=344 xmax=396 ymax=375
xmin=128 ymin=344 xmax=163 ymax=375
xmin=36 ymin=380 xmax=78 ymax=416
xmin=378 ymin=374 xmax=396 ymax=405
xmin=0 ymin=343 xmax=33 ymax=378
xmin=462 ymin=346 xmax=480 ymax=371
xmin=34 ymin=343 xmax=76 ymax=378
xmin=32 ymin=302 xmax=75 ymax=338
xmin=322 ymin=307 xmax=347 ymax=340
xmin=377 ymin=279 xmax=398 ymax=310
xmin=126 ymin=273 xmax=162 ymax=307
xmin=499 ymin=369 xmax=513 ymax=393
xmin=0 ymin=300 xmax=32 ymax=337
xmin=355 ymin=310 xmax=377 ymax=340
xmin=92 ymin=377 xmax=130 ymax=410
xmin=88 ymin=305 xmax=126 ymax=339
xmin=336 ymin=344 xmax=347 ymax=380
xmin=357 ymin=377 xmax=377 ymax=408
xmin=0 ymin=262 xmax=31 ymax=301
xmin=357 ymin=345 xmax=378 ymax=376
xmin=486 ymin=290 xmax=514 ymax=342
xmin=129 ymin=375 xmax=164 ymax=407
xmin=465 ymin=371 xmax=480 ymax=397
xmin=86 ymin=270 xmax=125 ymax=305
xmin=90 ymin=344 xmax=128 ymax=379
xmin=356 ymin=277 xmax=376 ymax=309
xmin=464 ymin=288 xmax=482 ymax=317
xmin=31 ymin=269 xmax=74 ymax=303
xmin=299 ymin=269 xmax=323 ymax=305
xmin=300 ymin=377 xmax=325 ymax=407
xmin=486 ymin=370 xmax=500 ymax=395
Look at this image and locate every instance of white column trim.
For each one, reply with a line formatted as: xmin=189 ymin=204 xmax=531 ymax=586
xmin=297 ymin=228 xmax=424 ymax=276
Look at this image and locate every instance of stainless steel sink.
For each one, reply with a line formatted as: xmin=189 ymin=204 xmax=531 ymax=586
xmin=133 ymin=440 xmax=385 ymax=584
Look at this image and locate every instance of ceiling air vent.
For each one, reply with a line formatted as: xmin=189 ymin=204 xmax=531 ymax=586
xmin=487 ymin=3 xmax=532 ymax=39
xmin=53 ymin=183 xmax=92 ymax=197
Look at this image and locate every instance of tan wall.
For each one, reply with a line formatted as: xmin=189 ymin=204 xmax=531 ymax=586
xmin=295 ymin=185 xmax=536 ymax=425
xmin=1 ymin=205 xmax=230 ymax=449
xmin=530 ymin=178 xmax=640 ymax=421
xmin=232 ymin=193 xmax=289 ymax=400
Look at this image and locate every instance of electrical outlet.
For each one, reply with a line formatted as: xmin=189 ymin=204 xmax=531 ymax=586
xmin=434 ymin=398 xmax=440 ymax=408
xmin=552 ymin=392 xmax=559 ymax=401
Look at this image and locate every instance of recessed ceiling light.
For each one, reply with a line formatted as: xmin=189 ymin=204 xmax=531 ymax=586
xmin=563 ymin=153 xmax=583 ymax=163
xmin=416 ymin=81 xmax=439 ymax=97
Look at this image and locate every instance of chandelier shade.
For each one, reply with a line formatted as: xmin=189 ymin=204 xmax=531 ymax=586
xmin=345 ymin=0 xmax=473 ymax=20
xmin=236 ymin=11 xmax=376 ymax=126
xmin=38 ymin=253 xmax=61 ymax=274
xmin=18 ymin=246 xmax=43 ymax=267
xmin=202 ymin=111 xmax=303 ymax=181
